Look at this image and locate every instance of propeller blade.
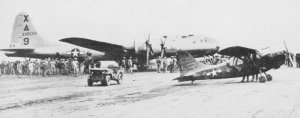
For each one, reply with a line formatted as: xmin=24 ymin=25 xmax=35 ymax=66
xmin=146 ymin=46 xmax=150 ymax=66
xmin=283 ymin=40 xmax=293 ymax=67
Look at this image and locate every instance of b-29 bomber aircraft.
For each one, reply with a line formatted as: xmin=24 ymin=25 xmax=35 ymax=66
xmin=60 ymin=34 xmax=219 ymax=70
xmin=174 ymin=46 xmax=286 ymax=84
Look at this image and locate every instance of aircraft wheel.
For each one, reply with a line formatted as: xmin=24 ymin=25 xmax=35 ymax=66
xmin=87 ymin=77 xmax=93 ymax=86
xmin=117 ymin=72 xmax=123 ymax=84
xmin=266 ymin=74 xmax=272 ymax=81
xmin=259 ymin=76 xmax=266 ymax=83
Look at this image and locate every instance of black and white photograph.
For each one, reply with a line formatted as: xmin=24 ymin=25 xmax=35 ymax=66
xmin=0 ymin=0 xmax=300 ymax=118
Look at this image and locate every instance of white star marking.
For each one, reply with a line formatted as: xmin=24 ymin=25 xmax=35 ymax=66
xmin=71 ymin=49 xmax=79 ymax=57
xmin=206 ymin=69 xmax=221 ymax=77
xmin=211 ymin=69 xmax=217 ymax=76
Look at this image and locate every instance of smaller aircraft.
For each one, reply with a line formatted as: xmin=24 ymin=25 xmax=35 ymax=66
xmin=174 ymin=46 xmax=286 ymax=84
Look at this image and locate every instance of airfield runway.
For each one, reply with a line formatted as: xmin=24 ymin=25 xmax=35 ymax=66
xmin=0 ymin=66 xmax=300 ymax=118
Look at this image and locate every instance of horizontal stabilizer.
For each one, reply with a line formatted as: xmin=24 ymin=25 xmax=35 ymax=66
xmin=0 ymin=48 xmax=34 ymax=52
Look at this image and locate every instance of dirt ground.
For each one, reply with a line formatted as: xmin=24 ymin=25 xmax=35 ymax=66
xmin=0 ymin=67 xmax=300 ymax=118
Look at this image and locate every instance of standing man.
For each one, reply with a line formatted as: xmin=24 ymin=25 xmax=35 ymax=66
xmin=0 ymin=61 xmax=3 ymax=76
xmin=72 ymin=58 xmax=79 ymax=77
xmin=156 ymin=56 xmax=161 ymax=73
xmin=41 ymin=58 xmax=47 ymax=77
xmin=120 ymin=57 xmax=127 ymax=73
xmin=162 ymin=57 xmax=168 ymax=73
xmin=170 ymin=56 xmax=177 ymax=73
xmin=28 ymin=61 xmax=34 ymax=77
xmin=50 ymin=59 xmax=56 ymax=75
xmin=127 ymin=57 xmax=133 ymax=74
xmin=13 ymin=61 xmax=20 ymax=78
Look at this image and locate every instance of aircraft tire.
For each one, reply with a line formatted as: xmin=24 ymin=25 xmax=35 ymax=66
xmin=266 ymin=74 xmax=272 ymax=81
xmin=259 ymin=76 xmax=266 ymax=83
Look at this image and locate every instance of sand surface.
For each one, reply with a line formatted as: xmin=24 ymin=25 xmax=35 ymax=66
xmin=0 ymin=67 xmax=299 ymax=118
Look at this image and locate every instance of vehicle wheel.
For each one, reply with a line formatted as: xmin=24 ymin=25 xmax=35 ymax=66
xmin=259 ymin=76 xmax=266 ymax=83
xmin=266 ymin=74 xmax=272 ymax=81
xmin=117 ymin=72 xmax=123 ymax=84
xmin=87 ymin=78 xmax=93 ymax=86
xmin=103 ymin=75 xmax=111 ymax=86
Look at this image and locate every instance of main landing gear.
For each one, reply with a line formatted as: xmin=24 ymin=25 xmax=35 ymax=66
xmin=258 ymin=72 xmax=272 ymax=83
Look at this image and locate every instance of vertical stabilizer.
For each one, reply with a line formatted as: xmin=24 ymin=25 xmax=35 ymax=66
xmin=10 ymin=12 xmax=45 ymax=49
xmin=177 ymin=51 xmax=205 ymax=76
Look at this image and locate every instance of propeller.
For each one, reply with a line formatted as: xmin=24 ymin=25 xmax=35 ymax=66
xmin=283 ymin=40 xmax=293 ymax=67
xmin=145 ymin=33 xmax=154 ymax=66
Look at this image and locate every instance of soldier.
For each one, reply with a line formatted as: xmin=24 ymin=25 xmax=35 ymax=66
xmin=13 ymin=61 xmax=20 ymax=78
xmin=250 ymin=53 xmax=259 ymax=82
xmin=120 ymin=57 xmax=126 ymax=73
xmin=72 ymin=58 xmax=79 ymax=77
xmin=162 ymin=57 xmax=168 ymax=73
xmin=127 ymin=57 xmax=133 ymax=74
xmin=156 ymin=56 xmax=161 ymax=73
xmin=40 ymin=58 xmax=47 ymax=77
xmin=9 ymin=61 xmax=14 ymax=75
xmin=50 ymin=58 xmax=56 ymax=75
xmin=0 ymin=61 xmax=4 ymax=76
xmin=241 ymin=55 xmax=251 ymax=82
xmin=3 ymin=61 xmax=8 ymax=75
xmin=170 ymin=56 xmax=177 ymax=73
xmin=61 ymin=59 xmax=66 ymax=75
xmin=27 ymin=61 xmax=33 ymax=77
xmin=66 ymin=58 xmax=72 ymax=76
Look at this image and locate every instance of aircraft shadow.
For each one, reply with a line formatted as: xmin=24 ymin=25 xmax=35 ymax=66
xmin=173 ymin=80 xmax=260 ymax=86
xmin=87 ymin=83 xmax=119 ymax=87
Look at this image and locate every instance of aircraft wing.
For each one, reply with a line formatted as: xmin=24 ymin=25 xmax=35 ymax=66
xmin=218 ymin=46 xmax=258 ymax=57
xmin=60 ymin=37 xmax=126 ymax=55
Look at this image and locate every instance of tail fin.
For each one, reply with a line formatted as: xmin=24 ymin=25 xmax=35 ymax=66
xmin=177 ymin=51 xmax=205 ymax=76
xmin=9 ymin=12 xmax=46 ymax=49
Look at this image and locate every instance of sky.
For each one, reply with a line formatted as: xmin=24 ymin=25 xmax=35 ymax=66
xmin=0 ymin=0 xmax=300 ymax=60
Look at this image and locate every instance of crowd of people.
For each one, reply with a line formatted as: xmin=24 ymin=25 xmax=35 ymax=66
xmin=119 ymin=57 xmax=134 ymax=74
xmin=156 ymin=56 xmax=178 ymax=73
xmin=199 ymin=54 xmax=229 ymax=65
xmin=0 ymin=57 xmax=80 ymax=77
